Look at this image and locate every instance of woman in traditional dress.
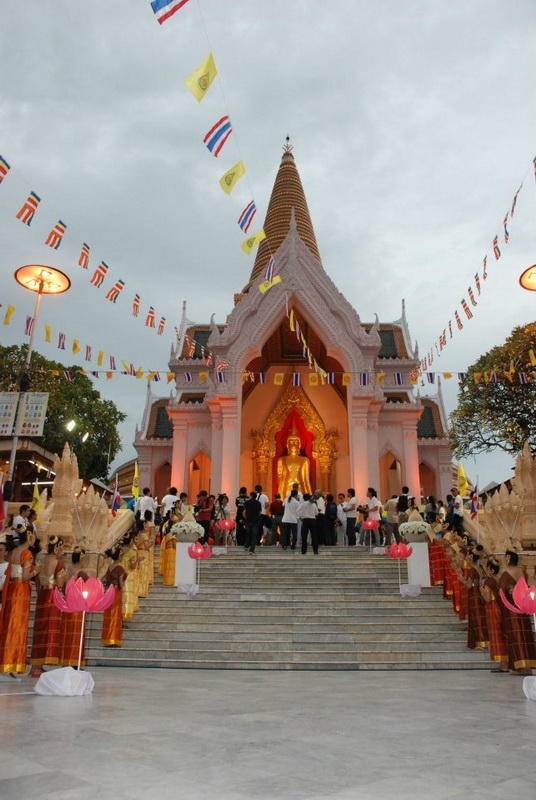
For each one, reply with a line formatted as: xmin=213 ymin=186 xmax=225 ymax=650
xmin=498 ymin=550 xmax=536 ymax=675
xmin=425 ymin=512 xmax=445 ymax=586
xmin=481 ymin=559 xmax=508 ymax=673
xmin=0 ymin=541 xmax=9 ymax=604
xmin=143 ymin=515 xmax=156 ymax=588
xmin=58 ymin=547 xmax=90 ymax=669
xmin=465 ymin=550 xmax=489 ymax=650
xmin=0 ymin=530 xmax=40 ymax=679
xmin=161 ymin=529 xmax=178 ymax=587
xmin=136 ymin=525 xmax=150 ymax=599
xmin=119 ymin=533 xmax=140 ymax=619
xmin=29 ymin=536 xmax=66 ymax=677
xmin=101 ymin=548 xmax=127 ymax=647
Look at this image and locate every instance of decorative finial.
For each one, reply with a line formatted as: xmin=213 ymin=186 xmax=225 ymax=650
xmin=283 ymin=136 xmax=293 ymax=154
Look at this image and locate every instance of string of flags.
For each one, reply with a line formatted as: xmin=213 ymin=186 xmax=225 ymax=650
xmin=422 ymin=156 xmax=535 ymax=372
xmin=0 ymin=156 xmax=167 ymax=337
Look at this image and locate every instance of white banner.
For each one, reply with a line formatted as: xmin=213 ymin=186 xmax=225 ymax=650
xmin=0 ymin=392 xmax=19 ymax=436
xmin=18 ymin=393 xmax=49 ymax=437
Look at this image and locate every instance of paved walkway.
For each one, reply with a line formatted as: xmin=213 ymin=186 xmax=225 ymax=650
xmin=0 ymin=668 xmax=535 ymax=799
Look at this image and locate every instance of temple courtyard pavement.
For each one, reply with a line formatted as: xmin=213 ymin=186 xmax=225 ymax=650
xmin=1 ymin=667 xmax=535 ymax=799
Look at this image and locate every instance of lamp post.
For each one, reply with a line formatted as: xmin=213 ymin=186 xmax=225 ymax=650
xmin=519 ymin=265 xmax=536 ymax=292
xmin=4 ymin=265 xmax=71 ymax=501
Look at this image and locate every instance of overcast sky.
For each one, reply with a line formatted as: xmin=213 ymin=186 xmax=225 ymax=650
xmin=1 ymin=0 xmax=535 ymax=490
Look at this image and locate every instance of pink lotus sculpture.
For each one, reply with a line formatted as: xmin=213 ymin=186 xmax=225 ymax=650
xmin=386 ymin=542 xmax=413 ymax=559
xmin=500 ymin=577 xmax=536 ymax=618
xmin=361 ymin=518 xmax=380 ymax=530
xmin=215 ymin=519 xmax=236 ymax=531
xmin=188 ymin=542 xmax=212 ymax=560
xmin=53 ymin=576 xmax=115 ymax=670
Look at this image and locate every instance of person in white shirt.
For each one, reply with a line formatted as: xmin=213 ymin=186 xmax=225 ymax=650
xmin=336 ymin=493 xmax=347 ymax=547
xmin=255 ymin=484 xmax=270 ymax=546
xmin=359 ymin=487 xmax=382 ymax=547
xmin=342 ymin=489 xmax=358 ymax=546
xmin=281 ymin=489 xmax=300 ymax=550
xmin=161 ymin=487 xmax=179 ymax=518
xmin=314 ymin=489 xmax=326 ymax=545
xmin=451 ymin=488 xmax=465 ymax=534
xmin=296 ymin=494 xmax=319 ymax=555
xmin=138 ymin=488 xmax=157 ymax=523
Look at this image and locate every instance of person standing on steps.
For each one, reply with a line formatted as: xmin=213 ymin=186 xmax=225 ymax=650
xmin=281 ymin=489 xmax=300 ymax=551
xmin=244 ymin=491 xmax=262 ymax=554
xmin=297 ymin=493 xmax=319 ymax=555
xmin=397 ymin=486 xmax=410 ymax=526
xmin=342 ymin=489 xmax=358 ymax=546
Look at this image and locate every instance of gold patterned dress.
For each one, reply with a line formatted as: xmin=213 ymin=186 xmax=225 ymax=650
xmin=120 ymin=546 xmax=140 ymax=619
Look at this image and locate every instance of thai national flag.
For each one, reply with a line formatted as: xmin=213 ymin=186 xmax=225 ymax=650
xmin=264 ymin=256 xmax=275 ymax=282
xmin=292 ymin=373 xmax=300 ymax=386
xmin=111 ymin=475 xmax=121 ymax=517
xmin=25 ymin=316 xmax=34 ymax=336
xmin=470 ymin=486 xmax=479 ymax=519
xmin=327 ymin=373 xmax=335 ymax=385
xmin=150 ymin=0 xmax=190 ymax=25
xmin=184 ymin=372 xmax=192 ymax=382
xmin=204 ymin=116 xmax=232 ymax=157
xmin=216 ymin=372 xmax=225 ymax=384
xmin=58 ymin=332 xmax=66 ymax=350
xmin=259 ymin=373 xmax=266 ymax=384
xmin=237 ymin=200 xmax=257 ymax=233
xmin=394 ymin=372 xmax=402 ymax=386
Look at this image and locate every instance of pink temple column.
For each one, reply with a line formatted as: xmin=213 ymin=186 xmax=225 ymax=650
xmin=348 ymin=395 xmax=371 ymax=500
xmin=206 ymin=398 xmax=223 ymax=494
xmin=168 ymin=414 xmax=189 ymax=493
xmin=401 ymin=417 xmax=422 ymax=500
xmin=219 ymin=395 xmax=241 ymax=498
xmin=366 ymin=400 xmax=382 ymax=493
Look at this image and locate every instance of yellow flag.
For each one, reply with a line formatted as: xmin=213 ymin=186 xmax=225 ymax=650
xmin=504 ymin=371 xmax=513 ymax=383
xmin=529 ymin=349 xmax=536 ymax=366
xmin=258 ymin=275 xmax=281 ymax=294
xmin=376 ymin=372 xmax=386 ymax=384
xmin=131 ymin=461 xmax=139 ymax=501
xmin=474 ymin=373 xmax=482 ymax=384
xmin=241 ymin=228 xmax=266 ymax=255
xmin=3 ymin=305 xmax=15 ymax=325
xmin=342 ymin=373 xmax=352 ymax=386
xmin=289 ymin=309 xmax=295 ymax=332
xmin=458 ymin=462 xmax=468 ymax=497
xmin=442 ymin=372 xmax=453 ymax=379
xmin=309 ymin=373 xmax=319 ymax=386
xmin=72 ymin=340 xmax=80 ymax=354
xmin=32 ymin=481 xmax=40 ymax=522
xmin=199 ymin=372 xmax=208 ymax=383
xmin=106 ymin=372 xmax=113 ymax=380
xmin=274 ymin=373 xmax=284 ymax=385
xmin=136 ymin=368 xmax=144 ymax=379
xmin=44 ymin=324 xmax=51 ymax=343
xmin=167 ymin=372 xmax=175 ymax=384
xmin=97 ymin=351 xmax=104 ymax=366
xmin=184 ymin=52 xmax=217 ymax=103
xmin=220 ymin=160 xmax=245 ymax=195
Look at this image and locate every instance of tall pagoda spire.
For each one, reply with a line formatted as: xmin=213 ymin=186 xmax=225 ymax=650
xmin=248 ymin=139 xmax=321 ymax=283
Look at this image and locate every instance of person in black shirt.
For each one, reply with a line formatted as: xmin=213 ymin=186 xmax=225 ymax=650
xmin=243 ymin=491 xmax=262 ymax=554
xmin=235 ymin=487 xmax=248 ymax=547
xmin=397 ymin=486 xmax=409 ymax=525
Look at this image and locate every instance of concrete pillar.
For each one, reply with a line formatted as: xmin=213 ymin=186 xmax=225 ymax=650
xmin=207 ymin=398 xmax=223 ymax=494
xmin=169 ymin=415 xmax=188 ymax=493
xmin=219 ymin=395 xmax=241 ymax=498
xmin=402 ymin=419 xmax=421 ymax=501
xmin=348 ymin=395 xmax=371 ymax=500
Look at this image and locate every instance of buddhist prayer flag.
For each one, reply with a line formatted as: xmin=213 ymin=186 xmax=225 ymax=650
xmin=219 ymin=160 xmax=245 ymax=195
xmin=145 ymin=307 xmax=155 ymax=327
xmin=216 ymin=360 xmax=228 ymax=372
xmin=474 ymin=273 xmax=481 ymax=295
xmin=150 ymin=0 xmax=190 ymax=24
xmin=237 ymin=200 xmax=257 ymax=233
xmin=184 ymin=53 xmax=217 ymax=103
xmin=204 ymin=115 xmax=232 ymax=157
xmin=110 ymin=356 xmax=116 ymax=370
xmin=448 ymin=320 xmax=453 ymax=338
xmin=468 ymin=287 xmax=477 ymax=307
xmin=482 ymin=256 xmax=488 ymax=280
xmin=132 ymin=294 xmax=140 ymax=316
xmin=58 ymin=332 xmax=66 ymax=349
xmin=90 ymin=261 xmax=108 ymax=287
xmin=511 ymin=185 xmax=522 ymax=216
xmin=503 ymin=214 xmax=509 ymax=243
xmin=342 ymin=373 xmax=352 ymax=386
xmin=85 ymin=345 xmax=92 ymax=362
xmin=493 ymin=236 xmax=501 ymax=260
xmin=455 ymin=311 xmax=463 ymax=330
xmin=534 ymin=156 xmax=536 ymax=181
xmin=25 ymin=316 xmax=34 ymax=336
xmin=0 ymin=155 xmax=10 ymax=183
xmin=45 ymin=220 xmax=67 ymax=249
xmin=16 ymin=191 xmax=40 ymax=225
xmin=78 ymin=243 xmax=90 ymax=269
xmin=157 ymin=317 xmax=166 ymax=335
xmin=461 ymin=298 xmax=473 ymax=319
xmin=241 ymin=228 xmax=266 ymax=256
xmin=274 ymin=373 xmax=284 ymax=386
xmin=131 ymin=462 xmax=139 ymax=500
xmin=105 ymin=279 xmax=125 ymax=303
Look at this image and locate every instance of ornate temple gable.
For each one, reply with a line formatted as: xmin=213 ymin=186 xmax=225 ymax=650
xmin=207 ymin=215 xmax=381 ymax=388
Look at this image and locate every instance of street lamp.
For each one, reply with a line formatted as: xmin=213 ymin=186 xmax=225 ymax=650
xmin=4 ymin=265 xmax=71 ymax=501
xmin=519 ymin=265 xmax=536 ymax=292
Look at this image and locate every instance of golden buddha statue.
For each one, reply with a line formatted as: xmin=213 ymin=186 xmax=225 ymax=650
xmin=277 ymin=434 xmax=312 ymax=497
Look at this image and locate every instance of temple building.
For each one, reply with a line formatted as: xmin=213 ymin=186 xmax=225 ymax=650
xmin=134 ymin=144 xmax=452 ymax=503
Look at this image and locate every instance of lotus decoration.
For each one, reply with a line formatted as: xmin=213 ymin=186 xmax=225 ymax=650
xmin=500 ymin=577 xmax=536 ymax=616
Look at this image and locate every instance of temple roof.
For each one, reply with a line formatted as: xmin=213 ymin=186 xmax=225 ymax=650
xmin=362 ymin=324 xmax=409 ymax=359
xmin=146 ymin=398 xmax=172 ymax=439
xmin=417 ymin=398 xmax=445 ymax=439
xmin=249 ymin=142 xmax=321 ymax=283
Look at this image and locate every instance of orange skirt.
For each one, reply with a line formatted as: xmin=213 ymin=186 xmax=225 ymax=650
xmin=58 ymin=611 xmax=86 ymax=668
xmin=30 ymin=587 xmax=61 ymax=666
xmin=101 ymin=588 xmax=123 ymax=646
xmin=0 ymin=580 xmax=32 ymax=674
xmin=162 ymin=545 xmax=176 ymax=587
xmin=428 ymin=542 xmax=445 ymax=586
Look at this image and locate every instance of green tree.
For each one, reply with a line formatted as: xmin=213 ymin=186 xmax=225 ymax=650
xmin=0 ymin=344 xmax=126 ymax=480
xmin=448 ymin=323 xmax=536 ymax=458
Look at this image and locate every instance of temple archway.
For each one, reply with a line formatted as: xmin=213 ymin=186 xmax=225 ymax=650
xmin=153 ymin=460 xmax=171 ymax=501
xmin=188 ymin=451 xmax=211 ymax=498
xmin=379 ymin=451 xmax=401 ymax=502
xmin=419 ymin=460 xmax=436 ymax=501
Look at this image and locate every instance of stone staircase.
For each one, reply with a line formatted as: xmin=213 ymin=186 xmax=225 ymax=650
xmin=82 ymin=548 xmax=490 ymax=671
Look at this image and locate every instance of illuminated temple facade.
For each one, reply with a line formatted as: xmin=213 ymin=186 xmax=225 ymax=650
xmin=134 ymin=146 xmax=452 ymax=503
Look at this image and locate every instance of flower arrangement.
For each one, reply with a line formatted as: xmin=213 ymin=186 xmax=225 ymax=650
xmin=171 ymin=519 xmax=204 ymax=540
xmin=398 ymin=520 xmax=428 ymax=542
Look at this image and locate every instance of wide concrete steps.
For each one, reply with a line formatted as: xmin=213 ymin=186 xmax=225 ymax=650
xmin=84 ymin=548 xmax=490 ymax=671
